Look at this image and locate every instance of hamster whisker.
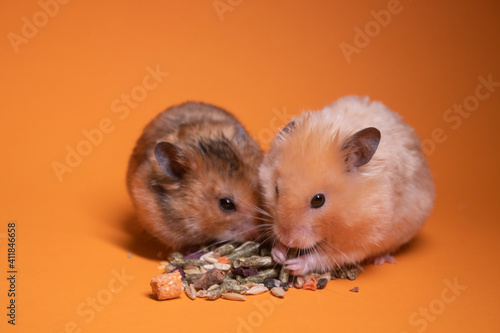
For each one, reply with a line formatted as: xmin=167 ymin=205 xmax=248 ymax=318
xmin=249 ymin=223 xmax=274 ymax=230
xmin=315 ymin=244 xmax=338 ymax=273
xmin=236 ymin=200 xmax=272 ymax=218
xmin=253 ymin=216 xmax=274 ymax=223
xmin=228 ymin=211 xmax=273 ymax=224
xmin=319 ymin=241 xmax=363 ymax=273
xmin=316 ymin=241 xmax=343 ymax=272
xmin=257 ymin=234 xmax=275 ymax=247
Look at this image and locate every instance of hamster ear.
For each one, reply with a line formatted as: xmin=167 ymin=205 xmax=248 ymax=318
xmin=154 ymin=142 xmax=186 ymax=180
xmin=341 ymin=127 xmax=381 ymax=170
xmin=233 ymin=123 xmax=248 ymax=143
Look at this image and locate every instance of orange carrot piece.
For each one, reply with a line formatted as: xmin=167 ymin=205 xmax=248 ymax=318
xmin=302 ymin=275 xmax=317 ymax=291
xmin=218 ymin=256 xmax=231 ymax=265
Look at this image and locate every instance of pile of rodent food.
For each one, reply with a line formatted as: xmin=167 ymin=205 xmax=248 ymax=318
xmin=150 ymin=241 xmax=360 ymax=301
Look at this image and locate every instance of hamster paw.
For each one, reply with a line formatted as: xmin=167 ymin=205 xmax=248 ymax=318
xmin=271 ymin=243 xmax=288 ymax=264
xmin=285 ymin=256 xmax=314 ymax=276
xmin=372 ymin=254 xmax=396 ymax=265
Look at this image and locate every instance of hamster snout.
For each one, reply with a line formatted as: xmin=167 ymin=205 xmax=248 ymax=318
xmin=127 ymin=101 xmax=263 ymax=251
xmin=260 ymin=96 xmax=435 ymax=275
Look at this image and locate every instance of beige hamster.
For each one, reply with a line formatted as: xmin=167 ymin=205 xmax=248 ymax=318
xmin=260 ymin=96 xmax=435 ymax=275
xmin=127 ymin=101 xmax=264 ymax=251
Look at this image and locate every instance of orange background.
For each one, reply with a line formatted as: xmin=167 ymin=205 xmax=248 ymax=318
xmin=1 ymin=1 xmax=499 ymax=332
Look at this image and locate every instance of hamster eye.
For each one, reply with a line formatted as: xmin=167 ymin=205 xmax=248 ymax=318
xmin=310 ymin=194 xmax=325 ymax=208
xmin=219 ymin=198 xmax=236 ymax=212
xmin=275 ymin=185 xmax=279 ymax=197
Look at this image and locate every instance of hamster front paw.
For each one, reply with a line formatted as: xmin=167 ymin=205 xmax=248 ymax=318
xmin=285 ymin=255 xmax=315 ymax=276
xmin=372 ymin=253 xmax=396 ymax=265
xmin=271 ymin=242 xmax=288 ymax=264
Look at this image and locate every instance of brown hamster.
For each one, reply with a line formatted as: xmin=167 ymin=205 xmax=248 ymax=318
xmin=127 ymin=101 xmax=264 ymax=251
xmin=260 ymin=96 xmax=435 ymax=275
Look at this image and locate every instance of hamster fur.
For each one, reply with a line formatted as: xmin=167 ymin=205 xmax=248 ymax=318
xmin=127 ymin=101 xmax=263 ymax=251
xmin=260 ymin=96 xmax=435 ymax=275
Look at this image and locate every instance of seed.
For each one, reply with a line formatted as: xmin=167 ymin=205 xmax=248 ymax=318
xmin=222 ymin=293 xmax=247 ymax=301
xmin=214 ymin=262 xmax=231 ymax=270
xmin=263 ymin=278 xmax=281 ymax=289
xmin=349 ymin=286 xmax=359 ymax=293
xmin=270 ymin=287 xmax=285 ymax=298
xmin=163 ymin=262 xmax=177 ymax=273
xmin=242 ymin=282 xmax=256 ymax=288
xmin=183 ymin=265 xmax=201 ymax=275
xmin=294 ymin=276 xmax=305 ymax=289
xmin=319 ymin=272 xmax=332 ymax=282
xmin=201 ymin=251 xmax=219 ymax=264
xmin=207 ymin=284 xmax=219 ymax=291
xmin=207 ymin=286 xmax=223 ymax=300
xmin=346 ymin=266 xmax=361 ymax=280
xmin=185 ymin=284 xmax=196 ymax=300
xmin=244 ymin=284 xmax=269 ymax=295
xmin=316 ymin=278 xmax=328 ymax=290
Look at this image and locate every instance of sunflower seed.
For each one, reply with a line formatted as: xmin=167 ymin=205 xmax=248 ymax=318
xmin=316 ymin=278 xmax=328 ymax=289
